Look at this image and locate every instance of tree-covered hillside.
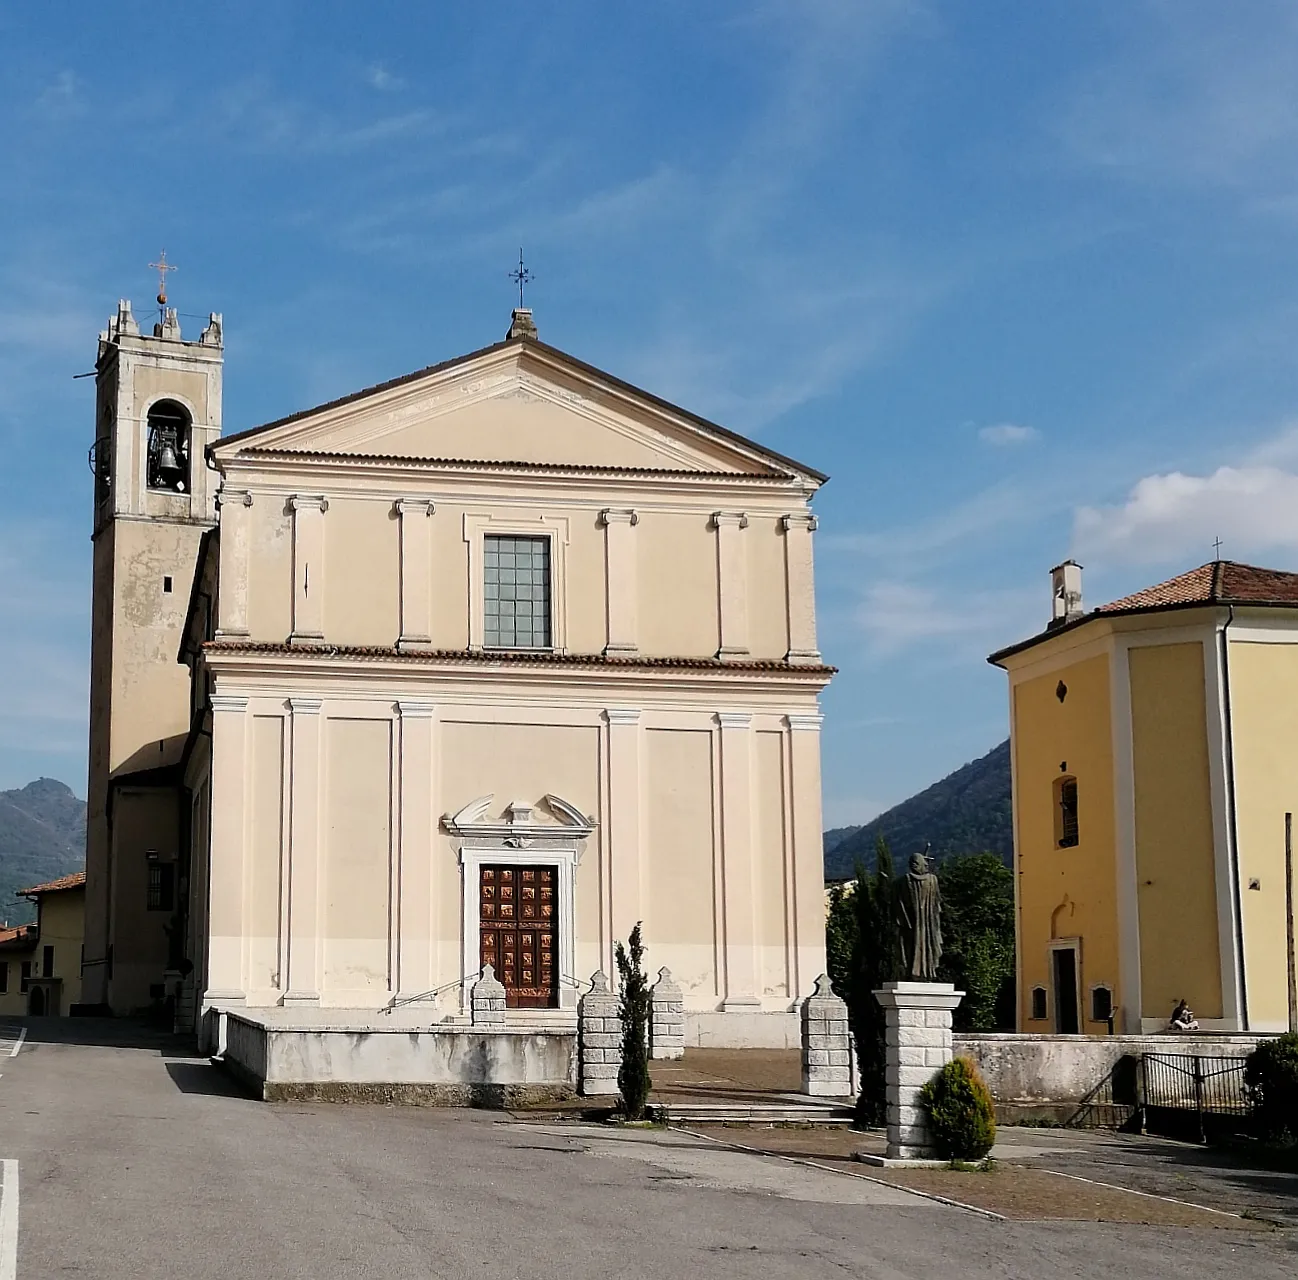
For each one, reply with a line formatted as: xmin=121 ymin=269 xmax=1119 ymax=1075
xmin=824 ymin=740 xmax=1011 ymax=882
xmin=0 ymin=779 xmax=86 ymax=925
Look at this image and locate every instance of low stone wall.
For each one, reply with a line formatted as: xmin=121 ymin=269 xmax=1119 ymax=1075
xmin=684 ymin=1011 xmax=799 ymax=1049
xmin=221 ymin=1010 xmax=577 ymax=1106
xmin=955 ymin=1032 xmax=1269 ymax=1115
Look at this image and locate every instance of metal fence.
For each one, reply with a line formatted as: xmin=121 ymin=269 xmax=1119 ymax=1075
xmin=1066 ymin=1052 xmax=1251 ymax=1141
xmin=1140 ymin=1053 xmax=1249 ymax=1143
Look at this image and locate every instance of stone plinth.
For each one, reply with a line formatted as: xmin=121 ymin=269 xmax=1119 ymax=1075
xmin=578 ymin=970 xmax=622 ymax=1096
xmin=650 ymin=967 xmax=685 ymax=1060
xmin=471 ymin=964 xmax=506 ymax=1026
xmin=801 ymin=973 xmax=852 ymax=1097
xmin=873 ymin=981 xmax=964 ymax=1160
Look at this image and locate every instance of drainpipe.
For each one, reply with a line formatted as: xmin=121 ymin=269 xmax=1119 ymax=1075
xmin=1219 ymin=604 xmax=1249 ymax=1030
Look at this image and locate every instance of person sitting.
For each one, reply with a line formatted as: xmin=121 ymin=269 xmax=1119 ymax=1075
xmin=1168 ymin=1000 xmax=1199 ymax=1033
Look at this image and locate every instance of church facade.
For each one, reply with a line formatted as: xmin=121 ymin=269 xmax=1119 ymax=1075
xmin=84 ymin=300 xmax=833 ymax=1051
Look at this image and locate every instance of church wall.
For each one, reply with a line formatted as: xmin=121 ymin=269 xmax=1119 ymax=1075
xmin=323 ymin=497 xmax=400 ymax=646
xmin=196 ymin=666 xmax=827 ymax=1029
xmin=133 ymin=366 xmax=209 ymax=424
xmin=247 ymin=716 xmax=285 ymax=997
xmin=636 ymin=511 xmax=719 ymax=658
xmin=247 ymin=500 xmax=292 ymax=641
xmin=747 ymin=518 xmax=790 ymax=661
xmin=644 ymin=727 xmax=719 ymax=998
xmin=322 ymin=717 xmax=394 ymax=999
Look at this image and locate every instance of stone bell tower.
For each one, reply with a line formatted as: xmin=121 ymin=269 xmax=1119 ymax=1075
xmin=81 ymin=298 xmax=223 ymax=1011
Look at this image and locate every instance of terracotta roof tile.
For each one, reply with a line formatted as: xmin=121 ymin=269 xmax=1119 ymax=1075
xmin=202 ymin=642 xmax=835 ymax=677
xmin=1096 ymin=561 xmax=1298 ymax=612
xmin=17 ymin=870 xmax=86 ymax=897
xmin=0 ymin=925 xmax=34 ymax=948
xmin=991 ymin=560 xmax=1298 ymax=664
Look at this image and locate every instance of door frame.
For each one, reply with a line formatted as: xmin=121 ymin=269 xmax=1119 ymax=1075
xmin=1049 ymin=938 xmax=1082 ymax=1034
xmin=459 ymin=845 xmax=578 ymax=1012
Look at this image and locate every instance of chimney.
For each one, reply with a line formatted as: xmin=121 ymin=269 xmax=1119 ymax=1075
xmin=506 ymin=307 xmax=537 ymax=341
xmin=1050 ymin=561 xmax=1084 ymax=628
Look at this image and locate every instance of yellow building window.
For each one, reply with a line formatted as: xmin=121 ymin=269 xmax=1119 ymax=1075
xmin=1030 ymin=986 xmax=1047 ymax=1020
xmin=1055 ymin=775 xmax=1079 ymax=848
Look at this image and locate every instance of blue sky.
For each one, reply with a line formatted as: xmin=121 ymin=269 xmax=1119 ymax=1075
xmin=4 ymin=2 xmax=1298 ymax=826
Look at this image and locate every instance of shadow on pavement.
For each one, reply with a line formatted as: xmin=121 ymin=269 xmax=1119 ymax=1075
xmin=5 ymin=1015 xmax=202 ymax=1056
xmin=164 ymin=1060 xmax=248 ymax=1098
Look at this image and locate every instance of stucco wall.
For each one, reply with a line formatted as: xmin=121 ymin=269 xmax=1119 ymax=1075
xmin=1128 ymin=643 xmax=1223 ymax=1020
xmin=1226 ymin=636 xmax=1298 ymax=1031
xmin=1011 ymin=652 xmax=1120 ymax=1032
xmin=956 ymin=1032 xmax=1268 ymax=1106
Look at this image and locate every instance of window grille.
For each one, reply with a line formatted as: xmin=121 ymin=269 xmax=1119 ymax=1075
xmin=147 ymin=863 xmax=176 ymax=912
xmin=1030 ymin=986 xmax=1048 ymax=1020
xmin=484 ymin=535 xmax=551 ymax=649
xmin=1056 ymin=776 xmax=1079 ymax=848
xmin=1091 ymin=985 xmax=1113 ymax=1024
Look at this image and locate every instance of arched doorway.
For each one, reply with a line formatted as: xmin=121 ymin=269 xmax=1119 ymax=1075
xmin=28 ymin=985 xmax=45 ymax=1016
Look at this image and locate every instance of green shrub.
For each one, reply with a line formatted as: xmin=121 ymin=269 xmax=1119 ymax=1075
xmin=918 ymin=1057 xmax=997 ymax=1160
xmin=1244 ymin=1032 xmax=1298 ymax=1147
xmin=615 ymin=922 xmax=652 ymax=1121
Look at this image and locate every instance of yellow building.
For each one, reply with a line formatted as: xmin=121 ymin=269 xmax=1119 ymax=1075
xmin=990 ymin=560 xmax=1298 ymax=1035
xmin=0 ymin=872 xmax=86 ymax=1016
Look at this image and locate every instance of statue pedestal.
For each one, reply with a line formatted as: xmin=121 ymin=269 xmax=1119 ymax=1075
xmin=872 ymin=981 xmax=964 ymax=1161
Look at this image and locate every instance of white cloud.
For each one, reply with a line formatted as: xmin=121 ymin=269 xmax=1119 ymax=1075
xmin=853 ymin=580 xmax=1039 ymax=659
xmin=33 ymin=71 xmax=82 ymax=122
xmin=979 ymin=422 xmax=1038 ymax=446
xmin=1074 ymin=463 xmax=1298 ymax=566
xmin=367 ymin=64 xmax=403 ymax=92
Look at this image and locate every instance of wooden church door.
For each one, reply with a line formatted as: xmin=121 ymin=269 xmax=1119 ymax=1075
xmin=479 ymin=865 xmax=559 ymax=1008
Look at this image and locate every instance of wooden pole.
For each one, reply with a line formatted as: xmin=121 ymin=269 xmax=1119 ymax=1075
xmin=1286 ymin=812 xmax=1296 ymax=1035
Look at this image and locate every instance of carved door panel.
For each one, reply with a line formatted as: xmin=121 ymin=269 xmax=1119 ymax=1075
xmin=479 ymin=865 xmax=558 ymax=1008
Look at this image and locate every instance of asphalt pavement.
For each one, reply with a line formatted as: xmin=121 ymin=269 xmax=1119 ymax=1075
xmin=0 ymin=1018 xmax=1294 ymax=1279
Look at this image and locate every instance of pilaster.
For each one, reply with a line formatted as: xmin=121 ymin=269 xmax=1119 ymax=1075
xmin=215 ymin=487 xmax=253 ymax=637
xmin=787 ymin=712 xmax=825 ymax=999
xmin=289 ymin=495 xmax=327 ymax=644
xmin=396 ymin=499 xmax=436 ymax=651
xmin=711 ymin=511 xmax=750 ymax=660
xmin=284 ymin=696 xmax=323 ymax=1005
xmin=396 ymin=700 xmax=436 ymax=1000
xmin=606 ymin=707 xmax=643 ymax=947
xmin=782 ymin=512 xmax=820 ymax=663
xmin=206 ymin=694 xmax=249 ymax=1004
xmin=599 ymin=508 xmax=639 ymax=655
xmin=717 ymin=711 xmax=759 ymax=1008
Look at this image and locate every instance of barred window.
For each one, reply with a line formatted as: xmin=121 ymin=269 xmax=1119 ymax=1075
xmin=1030 ymin=986 xmax=1048 ymax=1020
xmin=1055 ymin=775 xmax=1079 ymax=849
xmin=484 ymin=536 xmax=551 ymax=649
xmin=147 ymin=862 xmax=175 ymax=912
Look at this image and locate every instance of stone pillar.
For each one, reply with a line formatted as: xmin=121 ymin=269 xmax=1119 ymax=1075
xmin=578 ymin=970 xmax=622 ymax=1096
xmin=599 ymin=508 xmax=639 ymax=654
xmin=873 ymin=981 xmax=964 ymax=1160
xmin=606 ymin=708 xmax=642 ymax=944
xmin=205 ymin=694 xmax=249 ymax=1010
xmin=471 ymin=964 xmax=506 ymax=1026
xmin=801 ymin=974 xmax=851 ymax=1097
xmin=396 ymin=700 xmax=436 ymax=1003
xmin=650 ymin=967 xmax=684 ymax=1060
xmin=283 ymin=697 xmax=323 ymax=1006
xmin=717 ymin=711 xmax=759 ymax=1009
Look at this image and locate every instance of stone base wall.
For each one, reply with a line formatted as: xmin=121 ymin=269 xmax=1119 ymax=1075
xmin=683 ymin=1010 xmax=800 ymax=1049
xmin=220 ymin=1011 xmax=576 ymax=1104
xmin=955 ymin=1032 xmax=1271 ymax=1108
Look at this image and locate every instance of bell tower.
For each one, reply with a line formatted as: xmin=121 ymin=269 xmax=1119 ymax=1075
xmin=82 ymin=298 xmax=224 ymax=1011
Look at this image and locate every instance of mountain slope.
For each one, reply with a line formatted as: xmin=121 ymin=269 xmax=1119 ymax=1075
xmin=825 ymin=740 xmax=1011 ymax=881
xmin=0 ymin=779 xmax=87 ymax=924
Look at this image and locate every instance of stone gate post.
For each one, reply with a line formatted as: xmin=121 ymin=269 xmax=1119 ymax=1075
xmin=801 ymin=974 xmax=852 ymax=1097
xmin=471 ymin=964 xmax=506 ymax=1026
xmin=578 ymin=970 xmax=622 ymax=1096
xmin=873 ymin=981 xmax=964 ymax=1160
xmin=650 ymin=967 xmax=685 ymax=1060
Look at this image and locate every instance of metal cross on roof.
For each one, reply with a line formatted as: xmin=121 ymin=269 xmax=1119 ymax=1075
xmin=149 ymin=250 xmax=177 ymax=306
xmin=1213 ymin=536 xmax=1224 ymax=560
xmin=509 ymin=248 xmax=532 ymax=309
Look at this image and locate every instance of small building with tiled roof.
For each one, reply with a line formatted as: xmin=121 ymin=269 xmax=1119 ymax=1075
xmin=989 ymin=559 xmax=1298 ymax=1035
xmin=0 ymin=868 xmax=85 ymax=1017
xmin=83 ymin=295 xmax=833 ymax=1077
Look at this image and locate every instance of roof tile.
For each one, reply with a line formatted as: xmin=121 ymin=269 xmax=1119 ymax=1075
xmin=18 ymin=870 xmax=86 ymax=897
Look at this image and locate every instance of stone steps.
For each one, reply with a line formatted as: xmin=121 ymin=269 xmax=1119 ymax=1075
xmin=651 ymin=1099 xmax=856 ymax=1125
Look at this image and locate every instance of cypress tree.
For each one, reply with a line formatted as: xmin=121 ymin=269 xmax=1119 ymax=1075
xmin=615 ymin=922 xmax=653 ymax=1120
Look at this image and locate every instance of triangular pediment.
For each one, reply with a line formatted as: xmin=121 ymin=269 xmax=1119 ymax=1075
xmin=214 ymin=340 xmax=822 ymax=482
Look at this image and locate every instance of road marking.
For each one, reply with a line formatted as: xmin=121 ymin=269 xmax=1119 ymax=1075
xmin=0 ymin=1160 xmax=18 ymax=1280
xmin=0 ymin=1028 xmax=25 ymax=1059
